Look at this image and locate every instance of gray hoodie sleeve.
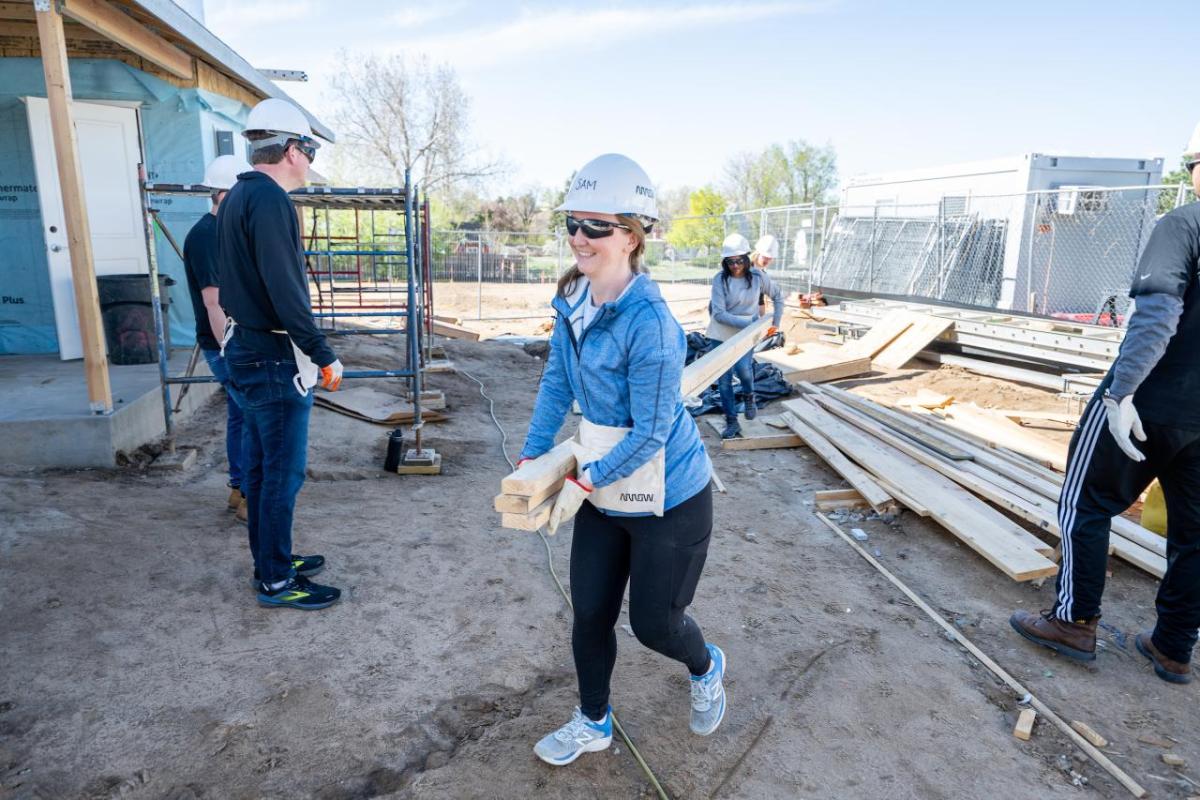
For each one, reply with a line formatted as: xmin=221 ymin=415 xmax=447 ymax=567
xmin=1108 ymin=293 xmax=1184 ymax=398
xmin=762 ymin=273 xmax=784 ymax=327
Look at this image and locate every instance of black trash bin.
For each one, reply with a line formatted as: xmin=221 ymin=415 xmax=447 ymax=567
xmin=96 ymin=274 xmax=175 ymax=365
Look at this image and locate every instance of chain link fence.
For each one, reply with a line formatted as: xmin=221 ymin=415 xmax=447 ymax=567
xmin=814 ymin=184 xmax=1194 ymax=320
xmin=430 ymin=184 xmax=1195 ymax=323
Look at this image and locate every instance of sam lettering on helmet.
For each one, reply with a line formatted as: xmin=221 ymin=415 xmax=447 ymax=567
xmin=573 ymin=178 xmax=598 ymax=192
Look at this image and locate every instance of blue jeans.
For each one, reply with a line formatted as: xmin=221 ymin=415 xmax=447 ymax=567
xmin=717 ymin=350 xmax=755 ymax=422
xmin=203 ymin=348 xmax=245 ymax=490
xmin=224 ymin=338 xmax=313 ymax=584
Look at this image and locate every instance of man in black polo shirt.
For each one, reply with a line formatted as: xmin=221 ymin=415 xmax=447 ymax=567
xmin=184 ymin=155 xmax=248 ymax=520
xmin=1011 ymin=125 xmax=1200 ymax=684
xmin=218 ymin=98 xmax=343 ymax=610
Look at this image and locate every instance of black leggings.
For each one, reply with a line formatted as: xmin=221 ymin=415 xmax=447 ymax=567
xmin=570 ymin=483 xmax=714 ymax=719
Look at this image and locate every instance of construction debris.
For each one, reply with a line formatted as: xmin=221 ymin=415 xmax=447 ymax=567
xmin=1070 ymin=720 xmax=1109 ymax=748
xmin=1014 ymin=708 xmax=1037 ymax=741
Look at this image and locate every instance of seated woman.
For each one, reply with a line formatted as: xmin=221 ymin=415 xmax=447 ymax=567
xmin=708 ymin=232 xmax=784 ymax=438
xmin=517 ymin=153 xmax=727 ymax=768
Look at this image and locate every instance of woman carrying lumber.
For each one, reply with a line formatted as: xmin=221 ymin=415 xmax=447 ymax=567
xmin=517 ymin=153 xmax=726 ymax=766
xmin=708 ymin=232 xmax=784 ymax=438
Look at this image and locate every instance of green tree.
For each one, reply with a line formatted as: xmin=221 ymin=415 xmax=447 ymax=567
xmin=666 ymin=187 xmax=727 ymax=251
xmin=1159 ymin=157 xmax=1193 ymax=214
xmin=725 ymin=140 xmax=839 ymax=209
xmin=783 ymin=140 xmax=838 ymax=205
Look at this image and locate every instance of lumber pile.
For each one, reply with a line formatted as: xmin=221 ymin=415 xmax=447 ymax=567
xmin=785 ymin=383 xmax=1166 ymax=581
xmin=495 ymin=317 xmax=771 ymax=530
xmin=817 ymin=298 xmax=1118 ymax=391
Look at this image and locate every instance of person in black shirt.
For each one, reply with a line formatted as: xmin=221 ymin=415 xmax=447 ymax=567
xmin=1011 ymin=125 xmax=1200 ymax=684
xmin=218 ymin=99 xmax=342 ymax=610
xmin=184 ymin=155 xmax=249 ymax=520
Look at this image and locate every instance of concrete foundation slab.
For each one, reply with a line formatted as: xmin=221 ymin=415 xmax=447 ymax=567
xmin=0 ymin=350 xmax=220 ymax=468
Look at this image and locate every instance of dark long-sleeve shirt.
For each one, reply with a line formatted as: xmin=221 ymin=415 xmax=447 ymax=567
xmin=216 ymin=171 xmax=336 ymax=367
xmin=182 ymin=212 xmax=220 ymax=351
xmin=1107 ymin=202 xmax=1200 ymax=430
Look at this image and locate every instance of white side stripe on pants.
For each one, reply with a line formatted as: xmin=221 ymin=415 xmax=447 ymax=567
xmin=1055 ymin=400 xmax=1107 ymax=621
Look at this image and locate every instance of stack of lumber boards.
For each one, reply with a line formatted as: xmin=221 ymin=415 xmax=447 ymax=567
xmin=495 ymin=317 xmax=771 ymax=530
xmin=817 ymin=298 xmax=1119 ymax=387
xmin=782 ymin=383 xmax=1166 ymax=581
xmin=755 ymin=342 xmax=871 ymax=384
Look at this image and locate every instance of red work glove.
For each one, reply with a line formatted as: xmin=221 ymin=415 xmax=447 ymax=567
xmin=767 ymin=326 xmax=778 ymax=337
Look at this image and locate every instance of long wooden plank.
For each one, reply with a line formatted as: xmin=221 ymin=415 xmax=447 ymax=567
xmin=809 ymin=394 xmax=1057 ymax=558
xmin=780 ymin=412 xmax=894 ymax=513
xmin=872 ymin=314 xmax=953 ymax=370
xmin=841 ymin=309 xmax=914 ymax=358
xmin=937 ymin=403 xmax=1068 ymax=471
xmin=756 ymin=350 xmax=871 ymax=383
xmin=681 ymin=316 xmax=770 ymax=396
xmin=784 ymin=397 xmax=1059 ymax=581
xmin=35 ymin=5 xmax=112 ymax=412
xmin=61 ymin=0 xmax=194 ymax=79
xmin=432 ymin=319 xmax=480 ymax=341
xmin=705 ymin=415 xmax=803 ymax=450
xmin=820 ymin=386 xmax=972 ymax=460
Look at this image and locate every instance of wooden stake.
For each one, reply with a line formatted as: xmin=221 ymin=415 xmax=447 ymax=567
xmin=1014 ymin=708 xmax=1036 ymax=741
xmin=36 ymin=3 xmax=111 ymax=412
xmin=815 ymin=512 xmax=1148 ymax=799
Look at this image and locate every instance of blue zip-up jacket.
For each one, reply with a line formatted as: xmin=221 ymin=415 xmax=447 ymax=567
xmin=519 ymin=273 xmax=712 ymax=513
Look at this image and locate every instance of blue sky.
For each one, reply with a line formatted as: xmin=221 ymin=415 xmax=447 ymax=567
xmin=204 ymin=0 xmax=1197 ymax=194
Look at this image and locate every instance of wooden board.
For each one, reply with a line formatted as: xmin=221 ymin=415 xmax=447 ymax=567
xmin=314 ymin=387 xmax=447 ymax=424
xmin=783 ymin=397 xmax=1059 ymax=581
xmin=814 ymin=488 xmax=871 ymax=511
xmin=680 ymin=316 xmax=770 ymax=395
xmin=705 ymin=415 xmax=803 ymax=450
xmin=501 ymin=495 xmax=555 ymax=531
xmin=809 ymin=394 xmax=1057 ymax=558
xmin=432 ymin=319 xmax=480 ymax=341
xmin=755 ymin=348 xmax=872 ymax=383
xmin=780 ymin=412 xmax=894 ymax=513
xmin=842 ymin=310 xmax=915 ymax=359
xmin=500 ymin=439 xmax=576 ymax=497
xmin=937 ymin=403 xmax=1068 ymax=471
xmin=819 ymin=385 xmax=972 ymax=461
xmin=872 ymin=314 xmax=953 ymax=370
xmin=1014 ymin=708 xmax=1037 ymax=741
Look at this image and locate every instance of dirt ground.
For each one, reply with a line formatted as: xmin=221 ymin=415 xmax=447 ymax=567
xmin=2 ymin=314 xmax=1198 ymax=799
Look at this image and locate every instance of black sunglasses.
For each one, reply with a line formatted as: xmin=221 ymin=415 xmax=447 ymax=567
xmin=723 ymin=255 xmax=750 ymax=269
xmin=565 ymin=216 xmax=630 ymax=239
xmin=289 ymin=140 xmax=317 ymax=164
xmin=1188 ymin=160 xmax=1199 ymax=175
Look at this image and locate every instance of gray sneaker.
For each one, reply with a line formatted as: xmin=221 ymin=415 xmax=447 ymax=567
xmin=690 ymin=643 xmax=727 ymax=735
xmin=533 ymin=707 xmax=613 ymax=766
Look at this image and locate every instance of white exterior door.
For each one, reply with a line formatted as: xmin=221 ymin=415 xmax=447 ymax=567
xmin=26 ymin=98 xmax=148 ymax=360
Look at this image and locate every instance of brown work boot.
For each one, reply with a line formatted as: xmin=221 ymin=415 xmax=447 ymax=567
xmin=236 ymin=498 xmax=248 ymax=525
xmin=1135 ymin=632 xmax=1192 ymax=684
xmin=1009 ymin=609 xmax=1097 ymax=661
xmin=227 ymin=487 xmax=242 ymax=511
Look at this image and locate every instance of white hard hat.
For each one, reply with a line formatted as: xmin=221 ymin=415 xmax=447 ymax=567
xmin=202 ymin=154 xmax=250 ymax=191
xmin=243 ymin=98 xmax=319 ymax=151
xmin=556 ymin=153 xmax=658 ymax=225
xmin=1186 ymin=121 xmax=1200 ymax=161
xmin=754 ymin=234 xmax=779 ymax=260
xmin=721 ymin=233 xmax=752 ymax=259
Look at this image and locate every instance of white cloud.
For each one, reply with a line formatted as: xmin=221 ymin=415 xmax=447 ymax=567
xmin=204 ymin=0 xmax=316 ymax=31
xmin=389 ymin=4 xmax=463 ymax=29
xmin=388 ymin=2 xmax=825 ymax=69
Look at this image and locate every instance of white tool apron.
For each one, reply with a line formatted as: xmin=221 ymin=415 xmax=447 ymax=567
xmin=220 ymin=318 xmax=317 ymax=398
xmin=705 ymin=316 xmax=742 ymax=342
xmin=573 ymin=417 xmax=666 ymax=517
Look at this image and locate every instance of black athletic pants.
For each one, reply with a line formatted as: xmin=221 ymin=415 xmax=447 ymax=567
xmin=1054 ymin=395 xmax=1200 ymax=663
xmin=570 ymin=483 xmax=714 ymax=720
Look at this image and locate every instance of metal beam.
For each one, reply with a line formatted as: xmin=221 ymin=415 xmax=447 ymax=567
xmin=61 ymin=0 xmax=194 ymax=80
xmin=35 ymin=2 xmax=113 ymax=412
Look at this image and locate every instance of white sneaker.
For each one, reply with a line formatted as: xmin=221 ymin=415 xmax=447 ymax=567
xmin=533 ymin=706 xmax=613 ymax=766
xmin=690 ymin=643 xmax=727 ymax=735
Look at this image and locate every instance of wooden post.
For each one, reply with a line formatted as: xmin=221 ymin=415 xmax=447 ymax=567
xmin=35 ymin=0 xmax=112 ymax=413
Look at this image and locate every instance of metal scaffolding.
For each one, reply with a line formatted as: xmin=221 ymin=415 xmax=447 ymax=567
xmin=138 ymin=170 xmax=431 ymax=447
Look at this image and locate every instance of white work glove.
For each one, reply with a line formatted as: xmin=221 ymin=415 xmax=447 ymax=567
xmin=547 ymin=475 xmax=592 ymax=536
xmin=319 ymin=359 xmax=344 ymax=391
xmin=1101 ymin=392 xmax=1146 ymax=462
